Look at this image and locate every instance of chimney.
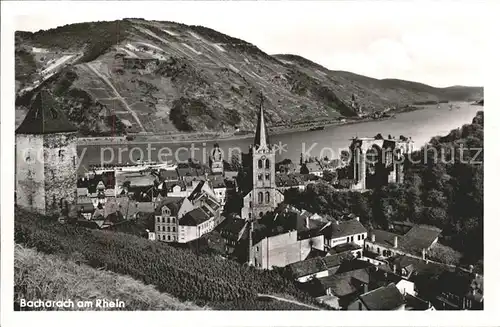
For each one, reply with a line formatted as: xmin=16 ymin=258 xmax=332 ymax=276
xmin=306 ymin=216 xmax=310 ymax=229
xmin=371 ymin=233 xmax=375 ymax=242
xmin=422 ymin=248 xmax=426 ymax=260
xmin=393 ymin=236 xmax=398 ymax=248
xmin=363 ymin=283 xmax=368 ymax=294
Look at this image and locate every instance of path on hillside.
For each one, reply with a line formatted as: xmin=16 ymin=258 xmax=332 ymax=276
xmin=86 ymin=63 xmax=146 ymax=132
xmin=257 ymin=294 xmax=320 ymax=310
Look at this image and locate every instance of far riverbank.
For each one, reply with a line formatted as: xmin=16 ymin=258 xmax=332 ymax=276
xmin=77 ymin=109 xmax=409 ymax=146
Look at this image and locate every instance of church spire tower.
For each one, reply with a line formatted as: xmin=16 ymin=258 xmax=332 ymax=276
xmin=240 ymin=93 xmax=284 ymax=221
xmin=254 ymin=94 xmax=270 ymax=150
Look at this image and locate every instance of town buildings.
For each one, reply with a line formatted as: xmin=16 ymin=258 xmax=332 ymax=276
xmin=154 ymin=180 xmax=223 ymax=243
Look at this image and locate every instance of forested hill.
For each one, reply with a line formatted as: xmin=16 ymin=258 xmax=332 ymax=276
xmin=16 ymin=18 xmax=483 ymax=135
xmin=286 ymin=111 xmax=484 ymax=266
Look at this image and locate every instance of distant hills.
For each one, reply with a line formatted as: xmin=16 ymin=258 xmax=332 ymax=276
xmin=15 ymin=19 xmax=483 ymax=136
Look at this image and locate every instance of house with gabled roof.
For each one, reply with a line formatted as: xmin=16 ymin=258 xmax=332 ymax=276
xmin=364 ymin=224 xmax=442 ymax=260
xmin=322 ymin=217 xmax=368 ymax=248
xmin=154 ymin=197 xmax=191 ymax=242
xmin=348 ymin=283 xmax=406 ymax=310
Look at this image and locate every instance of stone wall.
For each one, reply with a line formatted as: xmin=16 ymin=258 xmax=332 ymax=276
xmin=253 ymin=231 xmax=324 ymax=269
xmin=42 ymin=132 xmax=78 ymax=216
xmin=16 ymin=134 xmax=46 ymax=213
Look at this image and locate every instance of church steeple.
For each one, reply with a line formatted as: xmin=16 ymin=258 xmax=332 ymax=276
xmin=254 ymin=94 xmax=270 ymax=149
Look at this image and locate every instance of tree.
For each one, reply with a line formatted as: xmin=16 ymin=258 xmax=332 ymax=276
xmin=300 ymin=164 xmax=309 ymax=175
xmin=322 ymin=170 xmax=337 ymax=183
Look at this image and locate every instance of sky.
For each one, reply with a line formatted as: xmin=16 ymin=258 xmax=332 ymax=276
xmin=13 ymin=1 xmax=490 ymax=88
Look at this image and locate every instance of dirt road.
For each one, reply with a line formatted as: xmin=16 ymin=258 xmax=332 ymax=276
xmin=86 ymin=63 xmax=146 ymax=132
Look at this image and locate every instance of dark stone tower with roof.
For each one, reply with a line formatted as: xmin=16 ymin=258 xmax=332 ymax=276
xmin=15 ymin=90 xmax=78 ymax=216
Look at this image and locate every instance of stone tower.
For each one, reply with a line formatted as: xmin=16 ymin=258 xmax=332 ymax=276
xmin=15 ymin=91 xmax=78 ymax=217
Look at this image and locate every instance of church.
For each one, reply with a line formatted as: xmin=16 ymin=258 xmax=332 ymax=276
xmin=240 ymin=101 xmax=284 ymax=221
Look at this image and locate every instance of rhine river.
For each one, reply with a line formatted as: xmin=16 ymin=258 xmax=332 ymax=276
xmin=77 ymin=102 xmax=482 ymax=173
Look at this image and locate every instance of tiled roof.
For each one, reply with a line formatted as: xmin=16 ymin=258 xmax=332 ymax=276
xmin=370 ymin=229 xmax=400 ymax=247
xmin=359 ymin=283 xmax=405 ymax=310
xmin=328 ymin=243 xmax=363 ymax=255
xmin=179 ymin=207 xmax=211 ymax=226
xmin=160 ymin=180 xmax=186 ymax=192
xmin=155 ymin=197 xmax=184 ymax=216
xmin=207 ymin=174 xmax=226 ymax=189
xmin=325 ymin=219 xmax=367 ymax=239
xmin=318 ymin=269 xmax=370 ymax=297
xmin=16 ymin=90 xmax=78 ymax=135
xmin=287 ymin=252 xmax=353 ymax=279
xmin=398 ymin=225 xmax=442 ymax=253
xmin=389 ymin=255 xmax=451 ymax=276
xmin=219 ymin=217 xmax=247 ymax=242
xmin=159 ymin=169 xmax=179 ymax=181
xmin=305 ymin=162 xmax=322 ymax=172
xmin=370 ymin=225 xmax=442 ymax=255
xmin=288 ymin=257 xmax=327 ymax=279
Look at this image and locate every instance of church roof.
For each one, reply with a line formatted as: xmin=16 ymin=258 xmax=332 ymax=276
xmin=253 ymin=100 xmax=270 ymax=148
xmin=16 ymin=90 xmax=78 ymax=135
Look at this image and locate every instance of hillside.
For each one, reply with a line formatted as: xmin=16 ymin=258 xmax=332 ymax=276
xmin=15 ymin=19 xmax=483 ymax=136
xmin=14 ymin=244 xmax=203 ymax=310
xmin=15 ymin=207 xmax=320 ymax=310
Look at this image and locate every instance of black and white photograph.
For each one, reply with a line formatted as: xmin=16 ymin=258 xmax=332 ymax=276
xmin=1 ymin=0 xmax=498 ymax=325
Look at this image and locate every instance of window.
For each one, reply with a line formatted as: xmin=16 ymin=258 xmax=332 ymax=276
xmin=377 ymin=247 xmax=380 ymax=254
xmin=162 ymin=226 xmax=165 ymax=232
xmin=358 ymin=235 xmax=361 ymax=240
xmin=265 ymin=173 xmax=270 ymax=180
xmin=58 ymin=149 xmax=65 ymax=158
xmin=157 ymin=226 xmax=160 ymax=231
xmin=258 ymin=174 xmax=263 ymax=180
xmin=167 ymin=227 xmax=170 ymax=232
xmin=173 ymin=226 xmax=176 ymax=232
xmin=265 ymin=192 xmax=270 ymax=203
xmin=249 ymin=212 xmax=252 ymax=219
xmin=249 ymin=201 xmax=252 ymax=208
xmin=172 ymin=218 xmax=175 ymax=223
xmin=167 ymin=235 xmax=171 ymax=241
xmin=265 ymin=159 xmax=270 ymax=169
xmin=162 ymin=217 xmax=165 ymax=223
xmin=157 ymin=217 xmax=160 ymax=223
xmin=162 ymin=235 xmax=166 ymax=241
xmin=166 ymin=217 xmax=170 ymax=223
xmin=258 ymin=192 xmax=263 ymax=204
xmin=362 ymin=234 xmax=365 ymax=239
xmin=256 ymin=246 xmax=259 ymax=252
xmin=258 ymin=160 xmax=263 ymax=169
